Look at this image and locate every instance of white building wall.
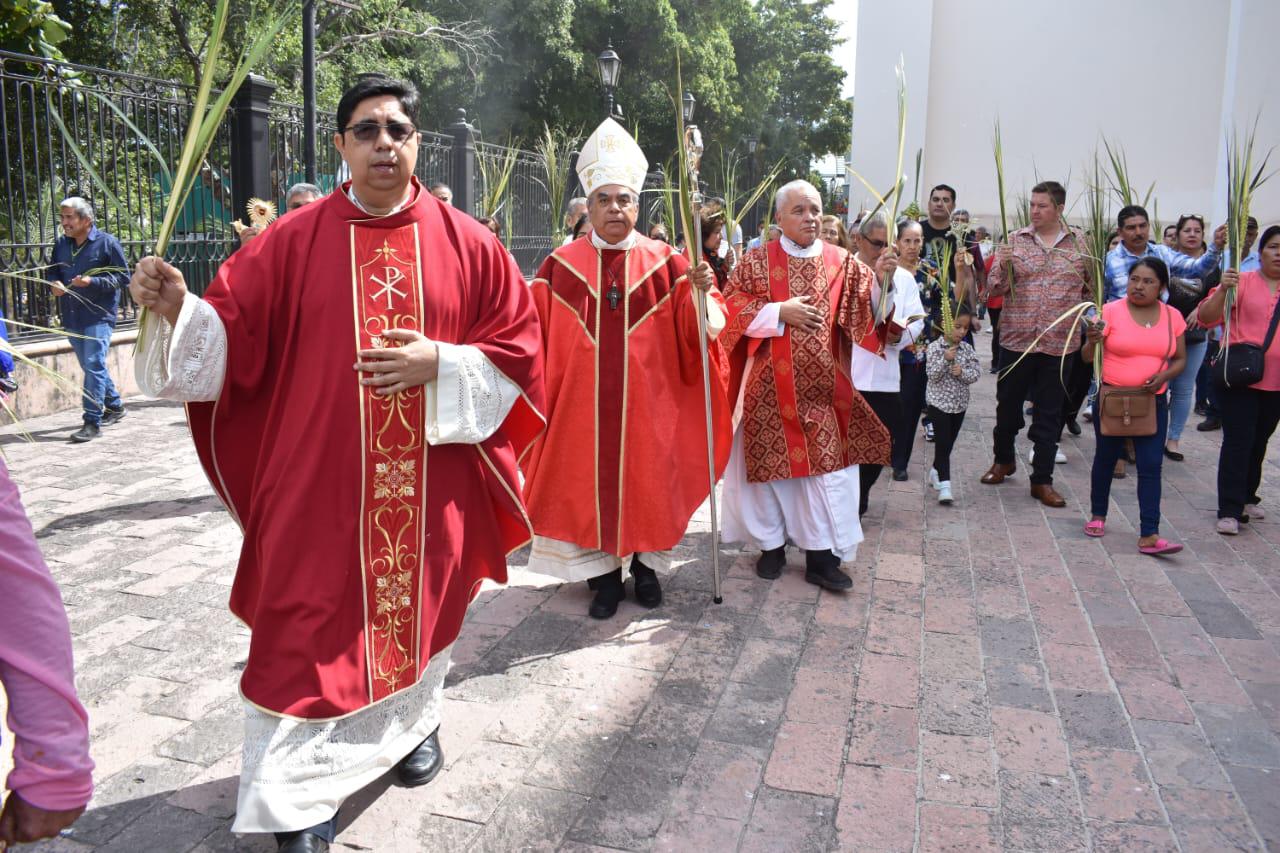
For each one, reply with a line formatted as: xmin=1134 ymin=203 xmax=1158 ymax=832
xmin=851 ymin=0 xmax=1279 ymax=231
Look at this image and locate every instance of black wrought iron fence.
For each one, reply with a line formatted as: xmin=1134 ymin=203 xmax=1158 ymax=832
xmin=1 ymin=52 xmax=564 ymax=346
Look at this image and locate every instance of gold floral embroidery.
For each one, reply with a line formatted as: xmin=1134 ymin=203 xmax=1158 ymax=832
xmin=376 ymin=570 xmax=414 ymax=615
xmin=373 ymin=459 xmax=417 ymax=500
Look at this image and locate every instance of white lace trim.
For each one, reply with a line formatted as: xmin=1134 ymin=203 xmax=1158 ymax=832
xmin=526 ymin=536 xmax=673 ymax=583
xmin=425 ymin=342 xmax=520 ymax=445
xmin=135 ymin=293 xmax=226 ymax=402
xmin=233 ymin=645 xmax=451 ymax=833
xmin=781 ymin=235 xmax=823 ymax=258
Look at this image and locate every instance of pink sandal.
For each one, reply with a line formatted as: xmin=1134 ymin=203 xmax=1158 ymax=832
xmin=1138 ymin=538 xmax=1183 ymax=556
xmin=1084 ymin=519 xmax=1106 ymax=538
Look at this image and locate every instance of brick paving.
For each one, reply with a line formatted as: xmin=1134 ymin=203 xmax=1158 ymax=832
xmin=2 ymin=355 xmax=1279 ymax=852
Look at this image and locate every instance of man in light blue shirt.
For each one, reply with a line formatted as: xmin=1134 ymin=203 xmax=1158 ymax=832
xmin=1240 ymin=216 xmax=1261 ymax=272
xmin=1103 ymin=204 xmax=1225 ymax=302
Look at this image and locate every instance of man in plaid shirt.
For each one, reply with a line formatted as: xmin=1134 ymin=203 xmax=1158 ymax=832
xmin=1104 ymin=205 xmax=1225 ymax=302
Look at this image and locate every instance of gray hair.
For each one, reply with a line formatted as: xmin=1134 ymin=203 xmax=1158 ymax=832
xmin=567 ymin=196 xmax=587 ymax=211
xmin=858 ymin=211 xmax=889 ymax=238
xmin=774 ymin=179 xmax=820 ymax=214
xmin=286 ymin=182 xmax=323 ymax=202
xmin=59 ymin=196 xmax=94 ymax=221
xmin=953 ymin=208 xmax=970 ymax=219
xmin=896 ymin=218 xmax=923 ymax=239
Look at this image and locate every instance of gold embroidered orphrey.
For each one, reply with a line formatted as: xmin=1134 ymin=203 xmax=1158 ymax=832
xmin=352 ymin=226 xmax=429 ymax=701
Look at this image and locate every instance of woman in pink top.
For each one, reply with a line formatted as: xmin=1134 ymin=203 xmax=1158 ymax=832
xmin=1198 ymin=225 xmax=1280 ymax=534
xmin=0 ymin=456 xmax=93 ymax=846
xmin=1082 ymin=258 xmax=1186 ymax=554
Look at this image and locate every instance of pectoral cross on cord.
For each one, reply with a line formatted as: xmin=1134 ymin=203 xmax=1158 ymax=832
xmin=607 ymin=280 xmax=621 ymax=310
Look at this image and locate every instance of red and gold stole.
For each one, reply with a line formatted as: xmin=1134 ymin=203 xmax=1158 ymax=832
xmin=350 ymin=223 xmax=428 ymax=702
xmin=763 ymin=238 xmax=855 ymax=479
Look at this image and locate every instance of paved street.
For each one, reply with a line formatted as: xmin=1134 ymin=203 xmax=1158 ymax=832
xmin=2 ymin=364 xmax=1279 ymax=852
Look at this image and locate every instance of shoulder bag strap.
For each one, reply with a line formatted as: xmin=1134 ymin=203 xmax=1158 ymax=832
xmin=1260 ymin=283 xmax=1280 ymax=353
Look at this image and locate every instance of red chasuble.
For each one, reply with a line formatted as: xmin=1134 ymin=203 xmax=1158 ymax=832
xmin=721 ymin=240 xmax=891 ymax=484
xmin=185 ymin=179 xmax=545 ymax=720
xmin=523 ymin=234 xmax=732 ymax=557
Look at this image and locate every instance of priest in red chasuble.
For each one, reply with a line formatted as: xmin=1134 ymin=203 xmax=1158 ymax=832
xmin=720 ymin=180 xmax=894 ymax=591
xmin=523 ymin=118 xmax=732 ymax=620
xmin=129 ymin=76 xmax=544 ymax=853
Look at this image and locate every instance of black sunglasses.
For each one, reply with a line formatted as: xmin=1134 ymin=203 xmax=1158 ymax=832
xmin=341 ymin=121 xmax=417 ymax=143
xmin=862 ymin=237 xmax=887 ymax=249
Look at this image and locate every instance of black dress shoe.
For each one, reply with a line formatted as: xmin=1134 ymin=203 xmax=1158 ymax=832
xmin=1066 ymin=418 xmax=1082 ymax=436
xmin=891 ymin=468 xmax=908 ymax=482
xmin=756 ymin=546 xmax=786 ymax=579
xmin=630 ymin=556 xmax=662 ymax=608
xmin=0 ymin=375 xmax=17 ymax=394
xmin=70 ymin=422 xmax=100 ymax=443
xmin=1197 ymin=417 xmax=1221 ymax=432
xmin=101 ymin=405 xmax=126 ymax=425
xmin=1163 ymin=446 xmax=1184 ymax=462
xmin=276 ymin=831 xmax=329 ymax=852
xmin=587 ymin=568 xmax=625 ymax=619
xmin=804 ymin=549 xmax=853 ymax=591
xmin=395 ymin=728 xmax=443 ymax=787
xmin=275 ymin=817 xmax=335 ymax=852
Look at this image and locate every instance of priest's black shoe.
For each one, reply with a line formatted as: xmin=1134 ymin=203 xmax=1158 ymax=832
xmin=395 ymin=728 xmax=444 ymax=787
xmin=276 ymin=832 xmax=328 ymax=853
xmin=804 ymin=549 xmax=853 ymax=591
xmin=275 ymin=817 xmax=335 ymax=853
xmin=587 ymin=568 xmax=625 ymax=619
xmin=631 ymin=557 xmax=662 ymax=608
xmin=756 ymin=546 xmax=786 ymax=579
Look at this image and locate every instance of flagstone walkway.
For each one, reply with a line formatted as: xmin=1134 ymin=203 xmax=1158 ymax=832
xmin=3 ymin=362 xmax=1279 ymax=852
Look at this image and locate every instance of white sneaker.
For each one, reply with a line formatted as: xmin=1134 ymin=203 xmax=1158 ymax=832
xmin=1029 ymin=446 xmax=1069 ymax=465
xmin=1246 ymin=503 xmax=1266 ymax=520
xmin=929 ymin=468 xmax=941 ymax=490
xmin=938 ymin=481 xmax=953 ymax=504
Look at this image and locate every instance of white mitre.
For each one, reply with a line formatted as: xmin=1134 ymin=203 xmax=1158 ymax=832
xmin=576 ymin=117 xmax=648 ymax=196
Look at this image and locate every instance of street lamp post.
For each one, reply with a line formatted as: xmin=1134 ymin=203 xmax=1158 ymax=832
xmin=302 ymin=0 xmax=317 ymax=183
xmin=596 ymin=42 xmax=622 ymax=120
xmin=743 ymin=134 xmax=759 ymax=235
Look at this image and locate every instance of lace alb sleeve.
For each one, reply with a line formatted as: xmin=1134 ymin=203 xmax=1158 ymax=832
xmin=135 ymin=292 xmax=227 ymax=401
xmin=424 ymin=342 xmax=521 ymax=445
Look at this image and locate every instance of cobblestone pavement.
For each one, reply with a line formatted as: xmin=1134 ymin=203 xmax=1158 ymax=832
xmin=3 ymin=361 xmax=1279 ymax=852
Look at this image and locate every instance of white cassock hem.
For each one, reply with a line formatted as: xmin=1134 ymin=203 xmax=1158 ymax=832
xmin=721 ymin=426 xmax=863 ymax=561
xmin=231 ymin=644 xmax=452 ymax=835
xmin=526 ymin=536 xmax=673 ymax=583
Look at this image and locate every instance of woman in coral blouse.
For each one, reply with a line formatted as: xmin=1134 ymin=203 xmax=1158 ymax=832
xmin=1198 ymin=225 xmax=1280 ymax=534
xmin=1082 ymin=258 xmax=1186 ymax=554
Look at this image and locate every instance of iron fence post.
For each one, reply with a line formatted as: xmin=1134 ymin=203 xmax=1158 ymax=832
xmin=231 ymin=74 xmax=277 ymax=224
xmin=448 ymin=109 xmax=476 ymax=215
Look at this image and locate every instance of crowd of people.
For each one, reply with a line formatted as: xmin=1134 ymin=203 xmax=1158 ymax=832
xmin=2 ymin=70 xmax=1278 ymax=852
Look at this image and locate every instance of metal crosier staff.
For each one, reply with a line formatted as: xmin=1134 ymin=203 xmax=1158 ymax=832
xmin=682 ymin=100 xmax=723 ymax=605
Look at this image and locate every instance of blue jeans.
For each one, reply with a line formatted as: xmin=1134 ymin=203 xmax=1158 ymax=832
xmin=1197 ymin=339 xmax=1221 ymax=417
xmin=1167 ymin=338 xmax=1208 ymax=442
xmin=1090 ymin=395 xmax=1168 ymax=537
xmin=67 ymin=321 xmax=120 ymax=424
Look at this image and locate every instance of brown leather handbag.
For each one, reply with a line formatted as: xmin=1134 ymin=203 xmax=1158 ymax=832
xmin=1098 ymin=306 xmax=1174 ymax=438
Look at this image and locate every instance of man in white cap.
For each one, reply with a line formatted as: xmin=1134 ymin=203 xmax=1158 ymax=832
xmin=523 ymin=118 xmax=732 ymax=619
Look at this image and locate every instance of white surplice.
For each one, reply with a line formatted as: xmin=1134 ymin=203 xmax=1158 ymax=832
xmin=719 ymin=235 xmax=865 ymax=561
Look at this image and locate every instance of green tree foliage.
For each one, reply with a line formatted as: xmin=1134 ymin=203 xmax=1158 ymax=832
xmin=0 ymin=0 xmax=72 ymax=60
xmin=50 ymin=0 xmax=849 ymax=172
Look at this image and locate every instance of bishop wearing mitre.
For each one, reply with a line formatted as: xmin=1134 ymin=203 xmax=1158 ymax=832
xmin=523 ymin=118 xmax=733 ymax=619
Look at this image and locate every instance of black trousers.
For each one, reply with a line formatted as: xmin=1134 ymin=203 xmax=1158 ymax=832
xmin=1062 ymin=349 xmax=1094 ymax=424
xmin=860 ymin=390 xmax=903 ymax=509
xmin=988 ymin=307 xmax=1002 ymax=369
xmin=893 ymin=360 xmax=927 ymax=471
xmin=993 ymin=348 xmax=1073 ymax=485
xmin=926 ymin=406 xmax=966 ymax=482
xmin=1217 ymin=386 xmax=1280 ymax=520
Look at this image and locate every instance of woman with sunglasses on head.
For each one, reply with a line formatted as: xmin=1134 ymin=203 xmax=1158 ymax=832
xmin=1082 ymin=257 xmax=1186 ymax=554
xmin=1163 ymin=215 xmax=1219 ymax=461
xmin=1198 ymin=225 xmax=1280 ymax=535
